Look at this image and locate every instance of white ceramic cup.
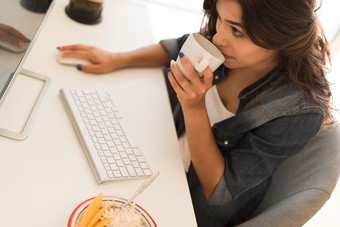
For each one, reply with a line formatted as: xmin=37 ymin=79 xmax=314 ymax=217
xmin=176 ymin=33 xmax=224 ymax=79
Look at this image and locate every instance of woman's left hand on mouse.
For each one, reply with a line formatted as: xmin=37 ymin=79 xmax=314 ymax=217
xmin=58 ymin=44 xmax=126 ymax=74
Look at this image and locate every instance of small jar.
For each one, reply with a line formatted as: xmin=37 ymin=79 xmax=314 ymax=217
xmin=20 ymin=0 xmax=52 ymax=13
xmin=65 ymin=0 xmax=103 ymax=25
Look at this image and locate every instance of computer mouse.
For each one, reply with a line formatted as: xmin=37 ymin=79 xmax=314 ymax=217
xmin=56 ymin=51 xmax=91 ymax=66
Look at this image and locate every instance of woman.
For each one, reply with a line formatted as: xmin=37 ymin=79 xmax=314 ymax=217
xmin=59 ymin=0 xmax=335 ymax=225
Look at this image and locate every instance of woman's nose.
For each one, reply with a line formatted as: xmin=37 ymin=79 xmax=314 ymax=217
xmin=213 ymin=29 xmax=228 ymax=47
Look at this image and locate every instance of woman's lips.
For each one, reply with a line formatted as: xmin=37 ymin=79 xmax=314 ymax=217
xmin=223 ymin=54 xmax=233 ymax=59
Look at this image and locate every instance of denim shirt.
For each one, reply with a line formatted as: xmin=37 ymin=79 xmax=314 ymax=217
xmin=160 ymin=35 xmax=324 ymax=226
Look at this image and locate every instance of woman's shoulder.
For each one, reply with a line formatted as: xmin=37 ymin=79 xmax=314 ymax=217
xmin=238 ymin=71 xmax=325 ymax=124
xmin=159 ymin=34 xmax=190 ymax=61
xmin=270 ymin=71 xmax=322 ymax=111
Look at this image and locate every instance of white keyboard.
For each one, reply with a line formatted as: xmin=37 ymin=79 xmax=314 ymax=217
xmin=60 ymin=88 xmax=153 ymax=184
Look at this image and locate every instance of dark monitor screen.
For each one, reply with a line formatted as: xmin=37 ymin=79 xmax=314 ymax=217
xmin=0 ymin=0 xmax=54 ymax=106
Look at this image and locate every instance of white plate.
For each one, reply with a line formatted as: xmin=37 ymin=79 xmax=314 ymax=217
xmin=68 ymin=196 xmax=157 ymax=227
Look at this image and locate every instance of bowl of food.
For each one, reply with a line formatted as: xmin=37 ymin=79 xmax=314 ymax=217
xmin=68 ymin=193 xmax=157 ymax=227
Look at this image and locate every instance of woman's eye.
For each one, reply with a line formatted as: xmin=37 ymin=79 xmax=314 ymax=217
xmin=232 ymin=27 xmax=243 ymax=37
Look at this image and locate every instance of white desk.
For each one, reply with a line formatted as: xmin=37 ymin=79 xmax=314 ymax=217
xmin=0 ymin=0 xmax=197 ymax=226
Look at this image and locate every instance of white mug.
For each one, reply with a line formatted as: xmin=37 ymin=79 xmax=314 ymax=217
xmin=176 ymin=33 xmax=224 ymax=79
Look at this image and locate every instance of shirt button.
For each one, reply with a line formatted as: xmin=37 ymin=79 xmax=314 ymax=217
xmin=215 ymin=75 xmax=219 ymax=80
xmin=224 ymin=140 xmax=229 ymax=145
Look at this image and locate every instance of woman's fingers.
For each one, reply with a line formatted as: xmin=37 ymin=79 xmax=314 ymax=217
xmin=178 ymin=53 xmax=213 ymax=87
xmin=201 ymin=63 xmax=214 ymax=87
xmin=170 ymin=60 xmax=191 ymax=89
xmin=178 ymin=53 xmax=202 ymax=83
xmin=177 ymin=53 xmax=214 ymax=87
xmin=59 ymin=49 xmax=90 ymax=61
xmin=57 ymin=45 xmax=93 ymax=64
xmin=167 ymin=67 xmax=186 ymax=97
xmin=58 ymin=44 xmax=91 ymax=51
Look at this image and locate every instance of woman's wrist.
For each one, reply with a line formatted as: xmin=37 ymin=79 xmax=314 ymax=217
xmin=113 ymin=52 xmax=131 ymax=69
xmin=182 ymin=100 xmax=207 ymax=115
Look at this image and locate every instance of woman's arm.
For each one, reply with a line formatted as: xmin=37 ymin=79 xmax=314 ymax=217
xmin=58 ymin=43 xmax=170 ymax=73
xmin=183 ymin=103 xmax=225 ymax=199
xmin=168 ymin=53 xmax=225 ymax=199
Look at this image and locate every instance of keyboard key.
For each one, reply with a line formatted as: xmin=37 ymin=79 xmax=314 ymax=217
xmin=110 ymin=164 xmax=118 ymax=170
xmin=135 ymin=168 xmax=144 ymax=176
xmin=119 ymin=167 xmax=129 ymax=177
xmin=126 ymin=165 xmax=136 ymax=177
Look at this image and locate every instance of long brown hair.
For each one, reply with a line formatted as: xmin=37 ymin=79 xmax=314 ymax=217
xmin=201 ymin=0 xmax=335 ymax=126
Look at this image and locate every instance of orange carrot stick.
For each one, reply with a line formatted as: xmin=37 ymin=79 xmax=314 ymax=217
xmin=78 ymin=193 xmax=103 ymax=227
xmin=93 ymin=218 xmax=113 ymax=227
xmin=88 ymin=203 xmax=111 ymax=227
